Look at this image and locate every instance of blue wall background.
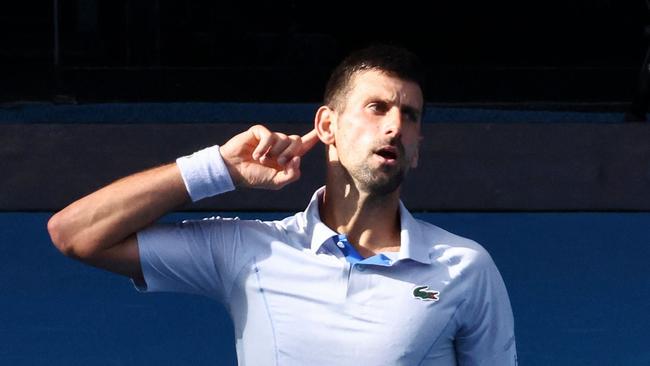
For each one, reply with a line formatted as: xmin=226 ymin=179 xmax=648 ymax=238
xmin=2 ymin=211 xmax=649 ymax=365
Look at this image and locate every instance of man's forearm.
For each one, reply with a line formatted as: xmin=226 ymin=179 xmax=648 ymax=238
xmin=48 ymin=162 xmax=189 ymax=258
xmin=48 ymin=126 xmax=318 ymax=275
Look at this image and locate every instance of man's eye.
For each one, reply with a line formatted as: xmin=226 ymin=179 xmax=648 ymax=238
xmin=368 ymin=102 xmax=387 ymax=113
xmin=404 ymin=111 xmax=418 ymax=122
xmin=402 ymin=107 xmax=420 ymax=122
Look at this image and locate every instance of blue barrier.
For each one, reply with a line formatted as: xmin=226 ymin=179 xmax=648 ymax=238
xmin=2 ymin=212 xmax=649 ymax=365
xmin=0 ymin=102 xmax=627 ymax=124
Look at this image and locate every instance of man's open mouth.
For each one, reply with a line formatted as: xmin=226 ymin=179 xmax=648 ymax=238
xmin=375 ymin=147 xmax=398 ymax=160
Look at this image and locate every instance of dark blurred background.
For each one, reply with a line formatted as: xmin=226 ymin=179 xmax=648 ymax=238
xmin=2 ymin=0 xmax=649 ymax=108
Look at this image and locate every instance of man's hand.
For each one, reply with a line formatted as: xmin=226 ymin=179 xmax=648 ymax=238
xmin=220 ymin=125 xmax=320 ymax=190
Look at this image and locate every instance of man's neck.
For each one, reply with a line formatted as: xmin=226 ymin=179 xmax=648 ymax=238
xmin=319 ymin=181 xmax=401 ymax=258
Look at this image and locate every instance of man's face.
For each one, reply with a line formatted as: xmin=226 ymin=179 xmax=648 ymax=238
xmin=331 ymin=69 xmax=423 ymax=195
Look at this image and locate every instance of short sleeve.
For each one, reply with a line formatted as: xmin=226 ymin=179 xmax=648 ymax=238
xmin=455 ymin=251 xmax=518 ymax=366
xmin=135 ymin=217 xmax=243 ymax=302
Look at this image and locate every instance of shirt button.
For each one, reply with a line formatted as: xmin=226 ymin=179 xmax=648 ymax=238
xmin=356 ymin=266 xmax=366 ymax=272
xmin=336 ymin=241 xmax=345 ymax=248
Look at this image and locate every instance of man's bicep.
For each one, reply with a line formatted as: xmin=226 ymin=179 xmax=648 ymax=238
xmin=83 ymin=234 xmax=144 ymax=284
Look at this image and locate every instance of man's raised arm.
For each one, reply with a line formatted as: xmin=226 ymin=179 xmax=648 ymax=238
xmin=47 ymin=125 xmax=319 ymax=283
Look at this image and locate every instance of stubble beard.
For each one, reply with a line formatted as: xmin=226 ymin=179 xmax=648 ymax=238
xmin=336 ymin=134 xmax=413 ymax=197
xmin=349 ymin=157 xmax=407 ymax=196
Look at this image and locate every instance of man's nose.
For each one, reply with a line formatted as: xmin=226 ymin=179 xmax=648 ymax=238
xmin=383 ymin=108 xmax=403 ymax=138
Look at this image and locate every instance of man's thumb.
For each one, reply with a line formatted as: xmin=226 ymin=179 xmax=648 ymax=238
xmin=272 ymin=156 xmax=301 ymax=188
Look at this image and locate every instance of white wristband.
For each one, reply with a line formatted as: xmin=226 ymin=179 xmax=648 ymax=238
xmin=176 ymin=145 xmax=235 ymax=202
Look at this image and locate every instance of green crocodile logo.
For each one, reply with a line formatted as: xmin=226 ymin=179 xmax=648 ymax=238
xmin=413 ymin=285 xmax=440 ymax=302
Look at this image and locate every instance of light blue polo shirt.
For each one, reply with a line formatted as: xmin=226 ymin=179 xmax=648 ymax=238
xmin=136 ymin=187 xmax=517 ymax=365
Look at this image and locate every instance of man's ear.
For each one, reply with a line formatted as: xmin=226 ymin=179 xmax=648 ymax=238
xmin=410 ymin=135 xmax=423 ymax=168
xmin=410 ymin=148 xmax=419 ymax=168
xmin=314 ymin=106 xmax=336 ymax=145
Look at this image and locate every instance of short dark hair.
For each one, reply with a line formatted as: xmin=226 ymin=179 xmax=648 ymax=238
xmin=323 ymin=44 xmax=426 ymax=111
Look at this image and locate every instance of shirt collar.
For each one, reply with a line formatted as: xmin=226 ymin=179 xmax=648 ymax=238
xmin=397 ymin=200 xmax=432 ymax=264
xmin=302 ymin=187 xmax=432 ymax=264
xmin=304 ymin=187 xmax=339 ymax=252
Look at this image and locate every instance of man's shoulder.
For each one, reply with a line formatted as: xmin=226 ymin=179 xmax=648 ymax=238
xmin=411 ymin=217 xmax=483 ymax=250
xmin=411 ymin=217 xmax=495 ymax=269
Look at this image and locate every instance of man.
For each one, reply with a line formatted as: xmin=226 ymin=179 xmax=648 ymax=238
xmin=48 ymin=45 xmax=517 ymax=365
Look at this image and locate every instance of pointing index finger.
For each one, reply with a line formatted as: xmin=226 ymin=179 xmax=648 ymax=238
xmin=299 ymin=129 xmax=320 ymax=156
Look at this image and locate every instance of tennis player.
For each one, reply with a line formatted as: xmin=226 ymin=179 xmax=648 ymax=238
xmin=48 ymin=44 xmax=517 ymax=365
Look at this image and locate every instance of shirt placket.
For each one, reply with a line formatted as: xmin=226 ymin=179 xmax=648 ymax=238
xmin=331 ymin=234 xmax=397 ymax=298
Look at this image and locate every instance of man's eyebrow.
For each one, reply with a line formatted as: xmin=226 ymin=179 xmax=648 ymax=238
xmin=363 ymin=96 xmax=421 ymax=117
xmin=364 ymin=95 xmax=390 ymax=103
